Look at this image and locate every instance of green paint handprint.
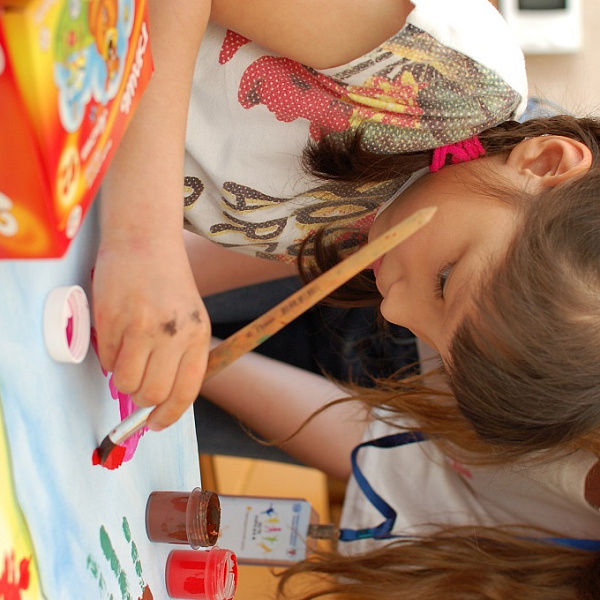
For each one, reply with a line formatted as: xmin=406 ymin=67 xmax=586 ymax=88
xmin=87 ymin=517 xmax=153 ymax=600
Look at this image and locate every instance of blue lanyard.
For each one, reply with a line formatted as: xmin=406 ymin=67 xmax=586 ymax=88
xmin=338 ymin=431 xmax=425 ymax=541
xmin=338 ymin=430 xmax=600 ymax=551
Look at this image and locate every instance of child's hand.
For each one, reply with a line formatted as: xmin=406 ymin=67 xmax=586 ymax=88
xmin=88 ymin=0 xmax=213 ymax=431
xmin=92 ymin=236 xmax=210 ymax=431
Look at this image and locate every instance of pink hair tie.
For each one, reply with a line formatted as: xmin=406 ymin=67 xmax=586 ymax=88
xmin=429 ymin=136 xmax=486 ymax=173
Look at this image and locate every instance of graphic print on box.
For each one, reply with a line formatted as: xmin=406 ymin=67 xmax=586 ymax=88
xmin=0 ymin=0 xmax=152 ymax=258
xmin=53 ymin=0 xmax=132 ymax=133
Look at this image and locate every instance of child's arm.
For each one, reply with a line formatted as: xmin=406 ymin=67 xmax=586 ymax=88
xmin=211 ymin=0 xmax=413 ymax=69
xmin=184 ymin=232 xmax=298 ymax=297
xmin=93 ymin=0 xmax=212 ymax=431
xmin=94 ymin=0 xmax=414 ymax=433
xmin=199 ymin=341 xmax=368 ymax=481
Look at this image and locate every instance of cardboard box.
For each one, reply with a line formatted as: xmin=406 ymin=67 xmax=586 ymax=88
xmin=0 ymin=0 xmax=153 ymax=258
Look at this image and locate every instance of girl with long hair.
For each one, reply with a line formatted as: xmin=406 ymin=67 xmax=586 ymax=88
xmin=95 ymin=0 xmax=600 ymax=592
xmin=94 ymin=0 xmax=534 ymax=437
xmin=298 ymin=114 xmax=600 ymax=461
xmin=199 ymin=344 xmax=600 ymax=599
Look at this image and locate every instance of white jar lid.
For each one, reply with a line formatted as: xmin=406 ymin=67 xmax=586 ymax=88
xmin=43 ymin=285 xmax=90 ymax=364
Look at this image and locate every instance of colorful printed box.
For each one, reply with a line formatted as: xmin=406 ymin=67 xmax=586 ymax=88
xmin=0 ymin=0 xmax=153 ymax=258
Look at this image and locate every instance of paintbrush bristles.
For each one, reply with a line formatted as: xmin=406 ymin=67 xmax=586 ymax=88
xmin=93 ymin=436 xmax=128 ymax=470
xmin=94 ymin=436 xmax=116 ymax=464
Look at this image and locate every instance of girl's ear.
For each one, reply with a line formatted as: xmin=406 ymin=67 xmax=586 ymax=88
xmin=507 ymin=135 xmax=593 ymax=190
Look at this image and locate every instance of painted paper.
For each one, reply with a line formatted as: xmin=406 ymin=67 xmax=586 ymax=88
xmin=0 ymin=204 xmax=201 ymax=599
xmin=0 ymin=400 xmax=44 ymax=599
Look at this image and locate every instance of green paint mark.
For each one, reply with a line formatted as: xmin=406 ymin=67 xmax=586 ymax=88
xmin=99 ymin=528 xmax=119 ymax=578
xmin=123 ymin=517 xmax=143 ymax=580
xmin=122 ymin=518 xmax=132 ymax=542
xmin=87 ymin=555 xmax=99 ymax=578
xmin=86 ymin=555 xmax=111 ymax=597
xmin=100 ymin=526 xmax=131 ymax=600
xmin=131 ymin=543 xmax=142 ymax=580
xmin=90 ymin=519 xmax=147 ymax=600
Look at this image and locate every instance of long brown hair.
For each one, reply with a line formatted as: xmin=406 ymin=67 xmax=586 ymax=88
xmin=450 ymin=167 xmax=600 ymax=459
xmin=275 ymin=115 xmax=600 ymax=600
xmin=298 ymin=115 xmax=600 ymax=460
xmin=275 ymin=527 xmax=600 ymax=600
xmin=267 ymin=115 xmax=600 ymax=600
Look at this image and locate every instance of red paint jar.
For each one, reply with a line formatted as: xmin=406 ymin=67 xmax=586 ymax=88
xmin=146 ymin=488 xmax=220 ymax=549
xmin=165 ymin=548 xmax=237 ymax=600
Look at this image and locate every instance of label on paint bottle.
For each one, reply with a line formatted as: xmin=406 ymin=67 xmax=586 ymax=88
xmin=217 ymin=495 xmax=319 ymax=566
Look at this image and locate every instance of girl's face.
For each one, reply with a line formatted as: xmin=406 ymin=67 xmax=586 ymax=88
xmin=368 ymin=163 xmax=519 ymax=359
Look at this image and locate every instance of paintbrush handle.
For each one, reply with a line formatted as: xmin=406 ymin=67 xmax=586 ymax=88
xmin=105 ymin=205 xmax=436 ymax=445
xmin=108 ymin=406 xmax=154 ymax=445
xmin=204 ymin=205 xmax=437 ymax=379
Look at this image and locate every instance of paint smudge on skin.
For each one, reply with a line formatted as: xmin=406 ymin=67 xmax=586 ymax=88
xmin=0 ymin=551 xmax=31 ymax=598
xmin=91 ymin=328 xmax=147 ymax=463
xmin=447 ymin=458 xmax=473 ymax=479
xmin=162 ymin=318 xmax=177 ymax=336
xmin=92 ymin=444 xmax=126 ymax=470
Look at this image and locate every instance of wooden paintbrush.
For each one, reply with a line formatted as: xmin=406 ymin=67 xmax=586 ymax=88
xmin=93 ymin=205 xmax=437 ymax=467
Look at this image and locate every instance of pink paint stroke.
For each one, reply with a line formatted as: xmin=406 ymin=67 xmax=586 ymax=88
xmin=90 ymin=328 xmax=148 ymax=461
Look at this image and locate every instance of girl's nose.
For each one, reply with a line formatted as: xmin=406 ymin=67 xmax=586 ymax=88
xmin=380 ymin=293 xmax=437 ymax=351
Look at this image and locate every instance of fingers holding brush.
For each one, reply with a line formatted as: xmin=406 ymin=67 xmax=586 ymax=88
xmin=94 ymin=206 xmax=439 ymax=467
xmin=96 ymin=283 xmax=212 ymax=430
xmin=141 ymin=348 xmax=208 ymax=431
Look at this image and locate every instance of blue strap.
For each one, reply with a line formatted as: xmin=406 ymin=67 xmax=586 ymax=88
xmin=338 ymin=431 xmax=425 ymax=541
xmin=338 ymin=430 xmax=600 ymax=552
xmin=544 ymin=537 xmax=600 ymax=551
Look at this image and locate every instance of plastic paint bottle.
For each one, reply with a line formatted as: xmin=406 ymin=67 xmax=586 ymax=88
xmin=165 ymin=547 xmax=237 ymax=600
xmin=217 ymin=494 xmax=321 ymax=565
xmin=146 ymin=489 xmax=221 ymax=549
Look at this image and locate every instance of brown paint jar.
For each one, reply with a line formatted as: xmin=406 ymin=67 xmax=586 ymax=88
xmin=145 ymin=488 xmax=220 ymax=549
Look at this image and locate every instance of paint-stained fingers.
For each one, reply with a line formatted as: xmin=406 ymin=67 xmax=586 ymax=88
xmin=145 ymin=349 xmax=207 ymax=431
xmin=108 ymin=307 xmax=210 ymax=404
xmin=97 ymin=314 xmax=211 ymax=437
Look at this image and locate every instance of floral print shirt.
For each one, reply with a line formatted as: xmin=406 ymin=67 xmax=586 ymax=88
xmin=183 ymin=0 xmax=527 ymax=263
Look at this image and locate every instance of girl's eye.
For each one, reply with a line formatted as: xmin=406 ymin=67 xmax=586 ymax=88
xmin=435 ymin=263 xmax=454 ymax=299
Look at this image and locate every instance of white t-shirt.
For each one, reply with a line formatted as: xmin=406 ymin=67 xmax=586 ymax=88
xmin=339 ymin=415 xmax=600 ymax=555
xmin=183 ymin=0 xmax=527 ymax=263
